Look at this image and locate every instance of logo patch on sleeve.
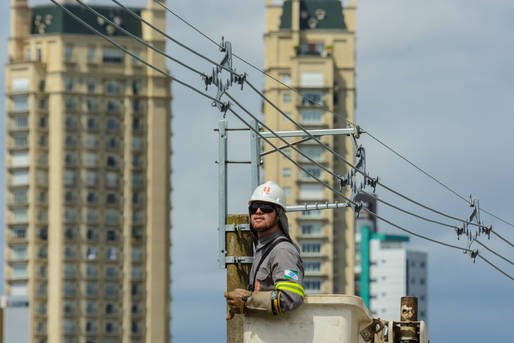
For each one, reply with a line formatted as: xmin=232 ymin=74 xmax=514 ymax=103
xmin=284 ymin=269 xmax=299 ymax=280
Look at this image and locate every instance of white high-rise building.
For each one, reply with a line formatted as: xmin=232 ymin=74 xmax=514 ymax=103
xmin=368 ymin=238 xmax=428 ymax=321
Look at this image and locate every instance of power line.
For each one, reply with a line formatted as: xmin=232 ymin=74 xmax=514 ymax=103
xmin=477 ymin=254 xmax=514 ymax=281
xmin=474 ymin=239 xmax=514 ymax=265
xmin=56 ymin=0 xmax=511 ymax=280
xmin=226 ymin=95 xmax=474 ymax=255
xmin=127 ymin=0 xmax=507 ymax=241
xmin=154 ymin=0 xmax=514 ymax=234
xmin=491 ymin=230 xmax=514 ymax=248
xmin=152 ymin=0 xmax=355 ymax=127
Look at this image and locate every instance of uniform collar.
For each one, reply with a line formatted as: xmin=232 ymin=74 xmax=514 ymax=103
xmin=256 ymin=229 xmax=283 ymax=251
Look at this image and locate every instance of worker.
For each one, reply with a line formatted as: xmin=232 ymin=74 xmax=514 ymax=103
xmin=225 ymin=181 xmax=305 ymax=319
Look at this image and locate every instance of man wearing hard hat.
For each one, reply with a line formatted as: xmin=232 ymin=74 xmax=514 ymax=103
xmin=225 ymin=181 xmax=305 ymax=319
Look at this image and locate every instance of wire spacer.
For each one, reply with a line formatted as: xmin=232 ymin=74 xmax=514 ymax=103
xmin=352 ymin=201 xmax=363 ymax=218
xmin=367 ymin=176 xmax=379 ymax=193
xmin=456 ymin=226 xmax=465 ymax=240
xmin=234 ymin=73 xmax=247 ymax=90
xmin=470 ymin=249 xmax=479 ymax=263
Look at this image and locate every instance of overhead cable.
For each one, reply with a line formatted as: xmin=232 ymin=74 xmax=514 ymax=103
xmin=366 ymin=129 xmax=514 ymax=231
xmin=56 ymin=0 xmax=510 ymax=279
xmin=226 ymin=95 xmax=474 ymax=255
xmin=130 ymin=0 xmax=507 ymax=238
xmin=152 ymin=0 xmax=355 ymax=127
xmin=474 ymin=240 xmax=514 ymax=265
xmin=477 ymin=254 xmax=514 ymax=281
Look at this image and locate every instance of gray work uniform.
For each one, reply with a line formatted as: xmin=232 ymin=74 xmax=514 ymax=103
xmin=249 ymin=230 xmax=305 ymax=313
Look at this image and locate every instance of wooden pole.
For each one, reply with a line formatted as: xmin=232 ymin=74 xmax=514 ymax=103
xmin=226 ymin=214 xmax=253 ymax=343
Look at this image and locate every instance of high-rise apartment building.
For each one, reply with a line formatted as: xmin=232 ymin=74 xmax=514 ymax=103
xmin=263 ymin=0 xmax=356 ymax=294
xmin=5 ymin=1 xmax=171 ymax=342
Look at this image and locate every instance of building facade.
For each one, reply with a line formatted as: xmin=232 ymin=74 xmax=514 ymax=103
xmin=263 ymin=0 xmax=357 ymax=294
xmin=5 ymin=1 xmax=172 ymax=342
xmin=359 ymin=228 xmax=428 ymax=321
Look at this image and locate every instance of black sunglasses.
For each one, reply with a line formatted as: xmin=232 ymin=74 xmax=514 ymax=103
xmin=249 ymin=203 xmax=276 ymax=214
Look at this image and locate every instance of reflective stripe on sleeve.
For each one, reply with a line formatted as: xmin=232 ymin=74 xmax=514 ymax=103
xmin=275 ymin=281 xmax=304 ymax=297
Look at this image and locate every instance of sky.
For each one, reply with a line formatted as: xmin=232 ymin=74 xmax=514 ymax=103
xmin=1 ymin=0 xmax=513 ymax=342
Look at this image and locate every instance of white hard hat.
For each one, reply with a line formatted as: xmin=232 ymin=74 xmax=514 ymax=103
xmin=249 ymin=181 xmax=286 ymax=211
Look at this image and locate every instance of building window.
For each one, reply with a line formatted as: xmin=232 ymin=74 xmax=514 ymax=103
xmin=107 ymin=99 xmax=118 ymax=113
xmin=107 ymin=117 xmax=118 ymax=130
xmin=64 ymin=207 xmax=75 ymax=223
xmin=11 ymin=226 xmax=27 ymax=239
xmin=39 ymin=134 xmax=48 ymax=147
xmin=86 ymin=192 xmax=96 ymax=204
xmin=106 ymin=229 xmax=117 ymax=241
xmin=63 ymin=301 xmax=74 ymax=315
xmin=65 ymin=115 xmax=75 ymax=130
xmin=132 ymin=192 xmax=142 ymax=205
xmin=86 ymin=320 xmax=96 ymax=333
xmin=86 ymin=282 xmax=97 ymax=297
xmin=106 ymin=210 xmax=118 ymax=224
xmin=87 ymin=228 xmax=96 ymax=241
xmin=12 ymin=115 xmax=28 ymax=130
xmin=132 ymin=136 xmax=143 ymax=150
xmin=132 ymin=266 xmax=142 ymax=280
xmin=300 ymin=90 xmax=324 ymax=106
xmin=12 ymin=263 xmax=28 ymax=278
xmin=86 ymin=302 xmax=96 ymax=315
xmin=106 ymin=247 xmax=117 ymax=260
xmin=132 ymin=172 xmax=143 ymax=187
xmin=106 ymin=193 xmax=117 ymax=205
xmin=300 ymin=109 xmax=323 ymax=124
xmin=64 ymin=263 xmax=74 ymax=278
xmin=106 ymin=283 xmax=117 ymax=297
xmin=86 ymin=209 xmax=96 ymax=223
xmin=304 ymin=261 xmax=321 ymax=273
xmin=131 ymin=320 xmax=139 ymax=333
xmin=299 ymin=184 xmax=323 ymax=200
xmin=283 ymin=186 xmax=291 ymax=197
xmin=132 ymin=154 xmax=143 ymax=168
xmin=11 ymin=245 xmax=28 ymax=260
xmin=65 ymin=227 xmax=75 ymax=241
xmin=106 ymin=303 xmax=116 ymax=315
xmin=13 ymin=133 xmax=28 ymax=148
xmin=282 ymin=168 xmax=291 ymax=178
xmin=86 ymin=264 xmax=96 ymax=278
xmin=106 ymin=322 xmax=117 ymax=334
xmin=87 ymin=80 xmax=95 ymax=93
xmin=282 ymin=93 xmax=291 ymax=103
xmin=64 ymin=45 xmax=73 ymax=61
xmin=12 ymin=96 xmax=29 ymax=112
xmin=299 ymin=43 xmax=324 ymax=56
xmin=106 ymin=172 xmax=118 ymax=187
xmin=12 ymin=151 xmax=29 ymax=167
xmin=86 ymin=171 xmax=97 ymax=186
xmin=132 ymin=246 xmax=141 ymax=261
xmin=86 ymin=153 xmax=96 ymax=167
xmin=39 ymin=227 xmax=48 ymax=240
xmin=281 ymin=73 xmax=291 ymax=85
xmin=87 ymin=117 xmax=97 ymax=130
xmin=12 ymin=189 xmax=28 ymax=203
xmin=12 ymin=78 xmax=29 ymax=93
xmin=39 ymin=116 xmax=47 ymax=128
xmin=87 ymin=98 xmax=97 ymax=112
xmin=106 ymin=155 xmax=117 ymax=168
xmin=87 ymin=47 xmax=95 ymax=63
xmin=85 ymin=134 xmax=97 ymax=149
xmin=131 ymin=283 xmax=141 ymax=297
xmin=106 ymin=136 xmax=118 ymax=150
xmin=12 ymin=208 xmax=28 ymax=223
xmin=103 ymin=48 xmax=124 ymax=63
xmin=65 ymin=97 xmax=75 ymax=111
xmin=64 ymin=152 xmax=74 ymax=166
xmin=132 ymin=80 xmax=141 ymax=94
xmin=301 ymin=242 xmax=321 ymax=254
xmin=64 ymin=190 xmax=74 ymax=203
xmin=133 ymin=117 xmax=143 ymax=131
xmin=299 ymin=146 xmax=323 ymax=162
xmin=87 ymin=247 xmax=96 ymax=260
xmin=301 ymin=166 xmax=322 ymax=180
xmin=12 ymin=189 xmax=28 ymax=204
xmin=304 ymin=279 xmax=322 ymax=292
xmin=106 ymin=266 xmax=117 ymax=279
xmin=301 ymin=222 xmax=322 ymax=236
xmin=106 ymin=81 xmax=119 ymax=94
xmin=64 ymin=77 xmax=73 ymax=91
xmin=132 ymin=210 xmax=143 ymax=224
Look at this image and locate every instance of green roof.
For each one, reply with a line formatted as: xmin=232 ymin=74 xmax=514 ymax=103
xmin=371 ymin=233 xmax=410 ymax=242
xmin=31 ymin=4 xmax=142 ymax=37
xmin=279 ymin=0 xmax=346 ymax=30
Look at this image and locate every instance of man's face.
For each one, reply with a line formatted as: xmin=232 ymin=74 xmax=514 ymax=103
xmin=250 ymin=202 xmax=277 ymax=231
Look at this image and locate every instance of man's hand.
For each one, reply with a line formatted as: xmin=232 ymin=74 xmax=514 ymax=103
xmin=224 ymin=288 xmax=252 ymax=320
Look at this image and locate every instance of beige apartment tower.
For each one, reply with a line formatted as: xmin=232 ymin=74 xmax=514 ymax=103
xmin=5 ymin=1 xmax=172 ymax=342
xmin=263 ymin=0 xmax=356 ymax=295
